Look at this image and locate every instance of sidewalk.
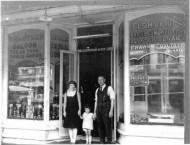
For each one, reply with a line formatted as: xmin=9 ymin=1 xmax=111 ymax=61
xmin=1 ymin=135 xmax=119 ymax=145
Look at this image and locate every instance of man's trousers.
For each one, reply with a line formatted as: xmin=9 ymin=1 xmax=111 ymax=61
xmin=96 ymin=104 xmax=112 ymax=143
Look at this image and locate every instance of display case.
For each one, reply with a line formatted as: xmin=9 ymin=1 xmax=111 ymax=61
xmin=8 ymin=66 xmax=44 ymax=120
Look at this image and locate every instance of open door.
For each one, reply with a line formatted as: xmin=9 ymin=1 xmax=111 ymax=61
xmin=59 ymin=50 xmax=77 ymax=137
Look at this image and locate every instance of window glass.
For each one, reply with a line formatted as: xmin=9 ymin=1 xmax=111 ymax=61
xmin=8 ymin=29 xmax=45 ymax=120
xmin=49 ymin=29 xmax=69 ymax=120
xmin=129 ymin=13 xmax=185 ymax=125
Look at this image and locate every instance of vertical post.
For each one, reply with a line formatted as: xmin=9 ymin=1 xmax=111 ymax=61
xmin=59 ymin=51 xmax=63 ymax=136
xmin=113 ymin=23 xmax=117 ymax=141
xmin=185 ymin=8 xmax=190 ymax=144
xmin=0 ymin=26 xmax=3 ymax=145
xmin=3 ymin=27 xmax=8 ymax=123
xmin=124 ymin=13 xmax=130 ymax=126
xmin=44 ymin=23 xmax=50 ymax=124
xmin=72 ymin=27 xmax=78 ymax=85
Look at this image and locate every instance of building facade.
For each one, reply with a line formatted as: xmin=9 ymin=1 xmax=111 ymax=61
xmin=0 ymin=1 xmax=189 ymax=144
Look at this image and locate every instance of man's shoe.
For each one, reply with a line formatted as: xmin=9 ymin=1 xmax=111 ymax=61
xmin=100 ymin=140 xmax=105 ymax=144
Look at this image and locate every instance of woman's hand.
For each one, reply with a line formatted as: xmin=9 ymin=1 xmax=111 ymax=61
xmin=109 ymin=111 xmax=113 ymax=118
xmin=63 ymin=112 xmax=66 ymax=117
xmin=78 ymin=110 xmax=81 ymax=116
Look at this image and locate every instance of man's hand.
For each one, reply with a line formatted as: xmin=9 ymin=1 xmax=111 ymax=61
xmin=63 ymin=112 xmax=66 ymax=117
xmin=109 ymin=111 xmax=113 ymax=118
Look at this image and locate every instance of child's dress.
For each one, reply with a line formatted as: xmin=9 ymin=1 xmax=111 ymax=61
xmin=82 ymin=112 xmax=94 ymax=130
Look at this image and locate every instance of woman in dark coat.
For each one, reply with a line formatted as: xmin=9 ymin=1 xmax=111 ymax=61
xmin=63 ymin=81 xmax=81 ymax=144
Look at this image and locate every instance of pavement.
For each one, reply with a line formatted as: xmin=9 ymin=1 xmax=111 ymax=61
xmin=1 ymin=135 xmax=119 ymax=145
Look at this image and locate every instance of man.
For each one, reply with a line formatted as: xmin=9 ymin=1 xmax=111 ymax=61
xmin=94 ymin=75 xmax=115 ymax=144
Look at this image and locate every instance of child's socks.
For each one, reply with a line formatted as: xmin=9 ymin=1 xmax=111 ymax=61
xmin=89 ymin=136 xmax=92 ymax=144
xmin=86 ymin=136 xmax=89 ymax=144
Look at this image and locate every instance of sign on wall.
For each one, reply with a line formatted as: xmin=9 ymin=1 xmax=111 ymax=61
xmin=8 ymin=29 xmax=45 ymax=65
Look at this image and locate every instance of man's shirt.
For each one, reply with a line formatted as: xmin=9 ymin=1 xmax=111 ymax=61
xmin=95 ymin=84 xmax=115 ymax=101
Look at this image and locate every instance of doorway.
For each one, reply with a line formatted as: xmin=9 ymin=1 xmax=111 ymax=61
xmin=78 ymin=51 xmax=111 ymax=136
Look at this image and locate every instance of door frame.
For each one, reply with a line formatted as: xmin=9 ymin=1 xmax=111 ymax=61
xmin=59 ymin=50 xmax=77 ymax=137
xmin=77 ymin=48 xmax=117 ymax=141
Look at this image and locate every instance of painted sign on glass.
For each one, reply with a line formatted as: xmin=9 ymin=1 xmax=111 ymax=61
xmin=50 ymin=29 xmax=69 ymax=64
xmin=130 ymin=13 xmax=185 ymax=61
xmin=8 ymin=29 xmax=45 ymax=65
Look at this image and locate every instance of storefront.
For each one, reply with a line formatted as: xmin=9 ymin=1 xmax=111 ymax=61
xmin=0 ymin=1 xmax=189 ymax=144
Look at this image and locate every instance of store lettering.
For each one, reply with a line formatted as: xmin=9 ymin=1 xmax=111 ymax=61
xmin=51 ymin=34 xmax=68 ymax=42
xmin=50 ymin=42 xmax=66 ymax=50
xmin=133 ymin=22 xmax=153 ymax=30
xmin=162 ymin=35 xmax=184 ymax=42
xmin=12 ymin=42 xmax=37 ymax=49
xmin=130 ymin=50 xmax=145 ymax=56
xmin=130 ymin=34 xmax=184 ymax=44
xmin=131 ymin=28 xmax=185 ymax=38
xmin=132 ymin=19 xmax=184 ymax=30
xmin=9 ymin=34 xmax=44 ymax=42
xmin=80 ymin=47 xmax=108 ymax=52
xmin=130 ymin=75 xmax=148 ymax=86
xmin=167 ymin=48 xmax=184 ymax=53
xmin=156 ymin=43 xmax=184 ymax=49
xmin=130 ymin=45 xmax=149 ymax=50
xmin=130 ymin=42 xmax=185 ymax=59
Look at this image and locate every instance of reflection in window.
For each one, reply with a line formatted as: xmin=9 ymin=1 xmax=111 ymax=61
xmin=148 ymin=80 xmax=161 ymax=94
xmin=8 ymin=65 xmax=44 ymax=120
xmin=49 ymin=29 xmax=69 ymax=120
xmin=130 ymin=53 xmax=184 ymax=125
xmin=148 ymin=95 xmax=161 ymax=113
xmin=8 ymin=29 xmax=45 ymax=120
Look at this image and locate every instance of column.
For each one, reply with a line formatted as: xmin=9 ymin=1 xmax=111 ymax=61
xmin=124 ymin=13 xmax=131 ymax=126
xmin=44 ymin=23 xmax=50 ymax=124
xmin=184 ymin=10 xmax=190 ymax=144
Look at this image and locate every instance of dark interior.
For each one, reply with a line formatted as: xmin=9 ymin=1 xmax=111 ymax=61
xmin=78 ymin=51 xmax=111 ymax=136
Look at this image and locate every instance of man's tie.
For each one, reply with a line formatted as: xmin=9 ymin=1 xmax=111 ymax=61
xmin=100 ymin=86 xmax=103 ymax=91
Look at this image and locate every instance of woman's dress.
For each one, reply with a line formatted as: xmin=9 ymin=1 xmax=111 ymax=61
xmin=63 ymin=92 xmax=79 ymax=128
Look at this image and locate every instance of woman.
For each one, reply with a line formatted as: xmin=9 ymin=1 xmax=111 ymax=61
xmin=63 ymin=81 xmax=81 ymax=144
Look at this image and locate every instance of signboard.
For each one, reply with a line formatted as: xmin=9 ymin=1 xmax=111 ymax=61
xmin=130 ymin=75 xmax=148 ymax=86
xmin=8 ymin=29 xmax=45 ymax=65
xmin=50 ymin=29 xmax=69 ymax=64
xmin=130 ymin=13 xmax=186 ymax=60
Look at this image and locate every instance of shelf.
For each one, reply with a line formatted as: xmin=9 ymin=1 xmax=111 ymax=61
xmin=31 ymin=98 xmax=44 ymax=103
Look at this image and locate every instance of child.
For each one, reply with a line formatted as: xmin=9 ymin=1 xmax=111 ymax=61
xmin=80 ymin=104 xmax=94 ymax=144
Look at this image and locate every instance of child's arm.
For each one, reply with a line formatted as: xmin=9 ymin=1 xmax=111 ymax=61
xmin=80 ymin=113 xmax=84 ymax=119
xmin=92 ymin=113 xmax=95 ymax=120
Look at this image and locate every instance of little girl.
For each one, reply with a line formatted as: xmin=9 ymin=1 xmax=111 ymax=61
xmin=80 ymin=104 xmax=94 ymax=144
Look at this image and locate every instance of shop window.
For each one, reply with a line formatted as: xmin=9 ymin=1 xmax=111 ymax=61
xmin=134 ymin=95 xmax=145 ymax=101
xmin=134 ymin=87 xmax=145 ymax=101
xmin=8 ymin=29 xmax=45 ymax=120
xmin=148 ymin=80 xmax=161 ymax=94
xmin=129 ymin=13 xmax=185 ymax=125
xmin=49 ymin=29 xmax=69 ymax=120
